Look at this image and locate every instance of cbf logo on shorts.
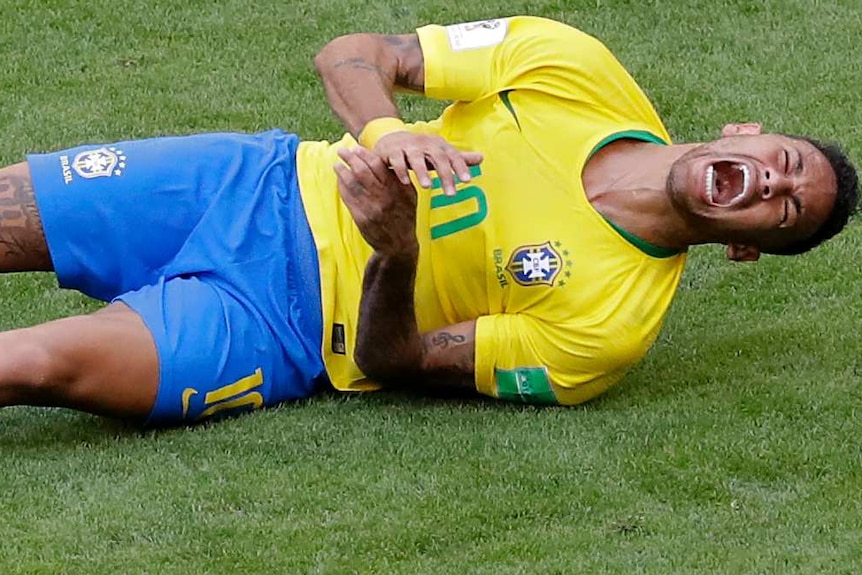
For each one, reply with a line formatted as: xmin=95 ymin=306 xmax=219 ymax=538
xmin=59 ymin=146 xmax=127 ymax=184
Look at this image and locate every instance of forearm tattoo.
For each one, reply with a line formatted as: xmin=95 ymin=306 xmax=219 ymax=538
xmin=430 ymin=332 xmax=466 ymax=349
xmin=0 ymin=173 xmax=51 ymax=271
xmin=422 ymin=331 xmax=475 ymax=379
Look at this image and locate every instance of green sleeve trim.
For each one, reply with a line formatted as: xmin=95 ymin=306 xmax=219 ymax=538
xmin=495 ymin=366 xmax=558 ymax=405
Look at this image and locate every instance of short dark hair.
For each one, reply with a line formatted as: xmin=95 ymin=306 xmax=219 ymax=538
xmin=766 ymin=136 xmax=859 ymax=256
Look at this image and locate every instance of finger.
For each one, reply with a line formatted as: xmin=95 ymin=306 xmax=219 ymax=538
xmin=333 ymin=157 xmax=351 ymax=182
xmin=424 ymin=147 xmax=458 ymax=196
xmin=353 ymin=146 xmax=390 ymax=184
xmin=426 ymin=140 xmax=464 ymax=174
xmin=336 ymin=147 xmax=372 ymax=190
xmin=338 ymin=146 xmax=382 ymax=186
xmin=446 ymin=149 xmax=473 ymax=185
xmin=461 ymin=151 xmax=484 ymax=166
xmin=336 ymin=147 xmax=355 ymax=164
xmin=388 ymin=152 xmax=411 ymax=186
xmin=333 ymin=161 xmax=364 ymax=204
xmin=406 ymin=149 xmax=433 ymax=189
xmin=342 ymin=147 xmax=378 ymax=188
xmin=441 ymin=146 xmax=483 ymax=183
xmin=333 ymin=161 xmax=353 ymax=195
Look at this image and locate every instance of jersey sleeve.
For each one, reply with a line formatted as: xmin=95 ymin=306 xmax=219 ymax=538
xmin=473 ymin=313 xmax=645 ymax=406
xmin=416 ymin=16 xmax=655 ymax=121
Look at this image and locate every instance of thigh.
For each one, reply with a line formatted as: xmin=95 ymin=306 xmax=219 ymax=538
xmin=26 ymin=130 xmax=299 ymax=301
xmin=118 ymin=275 xmax=322 ymax=427
xmin=0 ymin=301 xmax=159 ymax=419
xmin=0 ymin=163 xmax=51 ymax=272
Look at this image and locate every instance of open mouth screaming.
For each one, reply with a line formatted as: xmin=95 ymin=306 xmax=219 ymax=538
xmin=705 ymin=161 xmax=751 ymax=206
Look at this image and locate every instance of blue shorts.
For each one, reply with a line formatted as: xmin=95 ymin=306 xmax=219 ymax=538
xmin=27 ymin=130 xmax=326 ymax=426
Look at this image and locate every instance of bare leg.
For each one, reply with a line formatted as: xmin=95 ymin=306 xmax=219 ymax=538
xmin=0 ymin=162 xmax=158 ymax=418
xmin=0 ymin=162 xmax=52 ymax=272
xmin=0 ymin=302 xmax=158 ymax=419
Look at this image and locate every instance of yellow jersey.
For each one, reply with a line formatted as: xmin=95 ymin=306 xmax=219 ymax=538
xmin=296 ymin=16 xmax=687 ymax=405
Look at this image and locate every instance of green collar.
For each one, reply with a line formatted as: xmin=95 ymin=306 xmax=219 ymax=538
xmin=588 ymin=130 xmax=682 ymax=259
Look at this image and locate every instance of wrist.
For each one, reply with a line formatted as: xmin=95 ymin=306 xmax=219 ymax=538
xmin=359 ymin=117 xmax=407 ymax=149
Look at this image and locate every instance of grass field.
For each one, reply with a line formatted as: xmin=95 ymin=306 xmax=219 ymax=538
xmin=2 ymin=0 xmax=862 ymax=573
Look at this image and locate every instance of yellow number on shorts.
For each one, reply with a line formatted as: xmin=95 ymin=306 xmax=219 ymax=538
xmin=183 ymin=368 xmax=265 ymax=420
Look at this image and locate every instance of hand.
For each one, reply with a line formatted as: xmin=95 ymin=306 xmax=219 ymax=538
xmin=373 ymin=131 xmax=483 ymax=197
xmin=334 ymin=146 xmax=419 ymax=258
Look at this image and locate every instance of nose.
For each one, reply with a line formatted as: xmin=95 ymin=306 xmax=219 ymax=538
xmin=761 ymin=168 xmax=792 ymax=199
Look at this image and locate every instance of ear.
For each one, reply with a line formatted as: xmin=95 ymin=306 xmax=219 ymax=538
xmin=726 ymin=244 xmax=761 ymax=262
xmin=720 ymin=123 xmax=762 ymax=138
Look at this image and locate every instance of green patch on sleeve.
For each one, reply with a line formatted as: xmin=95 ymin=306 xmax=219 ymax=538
xmin=494 ymin=367 xmax=558 ymax=404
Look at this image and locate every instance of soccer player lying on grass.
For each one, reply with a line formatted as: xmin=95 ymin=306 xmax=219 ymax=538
xmin=0 ymin=16 xmax=856 ymax=426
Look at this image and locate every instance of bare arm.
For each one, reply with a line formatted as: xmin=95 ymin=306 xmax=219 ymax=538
xmin=354 ymin=251 xmax=476 ymax=393
xmin=334 ymin=146 xmax=477 ymax=394
xmin=315 ymin=32 xmax=482 ymax=196
xmin=313 ymin=33 xmax=425 ymax=138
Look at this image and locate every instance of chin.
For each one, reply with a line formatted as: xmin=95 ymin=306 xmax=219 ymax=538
xmin=666 ymin=164 xmax=698 ymax=212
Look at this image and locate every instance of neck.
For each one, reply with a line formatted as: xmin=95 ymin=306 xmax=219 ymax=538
xmin=583 ymin=139 xmax=702 ymax=250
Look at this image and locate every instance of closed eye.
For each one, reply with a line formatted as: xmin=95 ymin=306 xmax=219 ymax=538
xmin=792 ymin=194 xmax=803 ymax=216
xmin=780 ymin=195 xmax=803 ymax=227
xmin=783 ymin=149 xmax=791 ymax=174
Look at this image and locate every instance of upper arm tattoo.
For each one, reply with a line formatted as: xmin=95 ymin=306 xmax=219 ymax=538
xmin=383 ymin=34 xmax=425 ymax=93
xmin=332 ymin=57 xmax=381 ymax=73
xmin=0 ymin=166 xmax=51 ymax=271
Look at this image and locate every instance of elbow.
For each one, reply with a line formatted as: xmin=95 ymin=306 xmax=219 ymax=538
xmin=313 ymin=38 xmax=338 ymax=76
xmin=352 ymin=340 xmax=377 ymax=378
xmin=314 ymin=34 xmax=363 ymax=76
xmin=353 ymin=348 xmax=395 ymax=381
xmin=354 ymin=343 xmax=421 ymax=382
